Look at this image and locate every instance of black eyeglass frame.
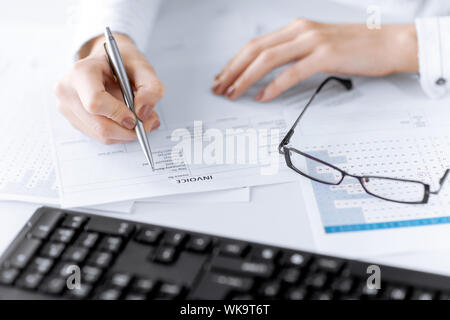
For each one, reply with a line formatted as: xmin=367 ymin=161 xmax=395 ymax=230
xmin=278 ymin=76 xmax=449 ymax=204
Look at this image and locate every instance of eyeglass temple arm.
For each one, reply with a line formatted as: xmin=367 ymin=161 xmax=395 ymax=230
xmin=278 ymin=76 xmax=353 ymax=154
xmin=430 ymin=169 xmax=450 ymax=195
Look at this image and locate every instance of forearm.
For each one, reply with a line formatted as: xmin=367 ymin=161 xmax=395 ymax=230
xmin=388 ymin=24 xmax=418 ymax=74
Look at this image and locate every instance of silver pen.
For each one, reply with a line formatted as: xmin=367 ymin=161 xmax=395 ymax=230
xmin=103 ymin=27 xmax=155 ymax=170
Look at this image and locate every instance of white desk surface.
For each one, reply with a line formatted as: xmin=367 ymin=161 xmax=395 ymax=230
xmin=1 ymin=0 xmax=450 ymax=277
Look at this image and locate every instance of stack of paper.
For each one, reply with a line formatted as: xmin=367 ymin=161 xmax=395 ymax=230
xmin=1 ymin=0 xmax=303 ymax=211
xmin=0 ymin=27 xmax=252 ymax=213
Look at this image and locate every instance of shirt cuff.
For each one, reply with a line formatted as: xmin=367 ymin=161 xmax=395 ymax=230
xmin=415 ymin=16 xmax=450 ymax=99
xmin=68 ymin=0 xmax=161 ymax=60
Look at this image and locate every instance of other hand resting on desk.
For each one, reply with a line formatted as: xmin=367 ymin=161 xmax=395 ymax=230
xmin=213 ymin=19 xmax=418 ymax=102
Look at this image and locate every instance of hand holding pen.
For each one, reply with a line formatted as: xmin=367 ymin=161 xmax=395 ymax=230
xmin=55 ymin=29 xmax=164 ymax=146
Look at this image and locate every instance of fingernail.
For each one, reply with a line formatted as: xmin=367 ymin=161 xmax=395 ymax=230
xmin=254 ymin=90 xmax=264 ymax=101
xmin=212 ymin=81 xmax=221 ymax=93
xmin=139 ymin=105 xmax=153 ymax=121
xmin=225 ymin=86 xmax=235 ymax=98
xmin=152 ymin=119 xmax=161 ymax=130
xmin=122 ymin=117 xmax=136 ymax=130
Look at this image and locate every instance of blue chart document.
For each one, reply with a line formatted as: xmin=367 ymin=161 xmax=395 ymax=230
xmin=303 ymin=137 xmax=450 ymax=234
xmin=286 ymin=77 xmax=450 ymax=255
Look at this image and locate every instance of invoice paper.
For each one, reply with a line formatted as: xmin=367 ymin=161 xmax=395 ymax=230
xmin=50 ymin=102 xmax=297 ymax=207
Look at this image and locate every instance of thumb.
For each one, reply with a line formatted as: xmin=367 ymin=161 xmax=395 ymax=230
xmin=128 ymin=62 xmax=165 ymax=122
xmin=74 ymin=65 xmax=137 ymax=130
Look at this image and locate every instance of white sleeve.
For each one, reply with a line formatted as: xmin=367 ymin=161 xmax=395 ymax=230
xmin=69 ymin=0 xmax=161 ymax=58
xmin=415 ymin=16 xmax=450 ymax=99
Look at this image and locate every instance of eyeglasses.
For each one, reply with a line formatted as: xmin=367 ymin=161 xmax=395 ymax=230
xmin=279 ymin=76 xmax=450 ymax=204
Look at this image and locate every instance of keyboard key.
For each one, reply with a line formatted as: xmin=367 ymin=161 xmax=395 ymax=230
xmin=30 ymin=257 xmax=54 ymax=274
xmin=251 ymin=247 xmax=279 ymax=262
xmin=133 ymin=278 xmax=156 ymax=294
xmin=110 ymin=273 xmax=132 ymax=288
xmin=66 ymin=283 xmax=92 ymax=299
xmin=88 ymin=252 xmax=113 ymax=269
xmin=186 ymin=236 xmax=211 ymax=253
xmin=411 ymin=290 xmax=435 ymax=300
xmin=77 ymin=232 xmax=99 ymax=249
xmin=125 ymin=293 xmax=146 ymax=300
xmin=51 ymin=228 xmax=75 ymax=244
xmin=280 ymin=268 xmax=301 ymax=284
xmin=154 ymin=246 xmax=177 ymax=264
xmin=158 ymin=283 xmax=183 ymax=299
xmin=99 ymin=236 xmax=122 ymax=253
xmin=281 ymin=252 xmax=310 ymax=268
xmin=258 ymin=281 xmax=280 ymax=298
xmin=314 ymin=257 xmax=344 ymax=274
xmin=306 ymin=272 xmax=327 ymax=289
xmin=98 ymin=288 xmax=122 ymax=300
xmin=40 ymin=276 xmax=66 ymax=295
xmin=191 ymin=273 xmax=254 ymax=300
xmin=82 ymin=266 xmax=103 ymax=284
xmin=211 ymin=256 xmax=274 ymax=278
xmin=41 ymin=242 xmax=65 ymax=259
xmin=331 ymin=277 xmax=354 ymax=294
xmin=16 ymin=271 xmax=43 ymax=290
xmin=62 ymin=215 xmax=87 ymax=230
xmin=55 ymin=262 xmax=76 ymax=278
xmin=135 ymin=228 xmax=162 ymax=245
xmin=163 ymin=232 xmax=187 ymax=247
xmin=220 ymin=242 xmax=248 ymax=257
xmin=340 ymin=294 xmax=360 ymax=300
xmin=62 ymin=246 xmax=88 ymax=264
xmin=384 ymin=286 xmax=408 ymax=300
xmin=358 ymin=283 xmax=380 ymax=298
xmin=0 ymin=268 xmax=20 ymax=285
xmin=286 ymin=287 xmax=307 ymax=300
xmin=85 ymin=218 xmax=134 ymax=238
xmin=8 ymin=238 xmax=41 ymax=269
xmin=311 ymin=291 xmax=334 ymax=300
xmin=30 ymin=211 xmax=61 ymax=239
xmin=231 ymin=294 xmax=255 ymax=300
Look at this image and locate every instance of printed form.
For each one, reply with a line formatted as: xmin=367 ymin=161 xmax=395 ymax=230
xmin=286 ymin=76 xmax=450 ymax=256
xmin=50 ymin=100 xmax=297 ymax=207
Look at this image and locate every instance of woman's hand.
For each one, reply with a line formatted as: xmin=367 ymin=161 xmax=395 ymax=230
xmin=213 ymin=19 xmax=418 ymax=102
xmin=55 ymin=34 xmax=164 ymax=144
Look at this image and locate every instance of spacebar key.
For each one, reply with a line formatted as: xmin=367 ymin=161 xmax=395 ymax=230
xmin=84 ymin=217 xmax=135 ymax=237
xmin=190 ymin=273 xmax=254 ymax=299
xmin=211 ymin=256 xmax=274 ymax=278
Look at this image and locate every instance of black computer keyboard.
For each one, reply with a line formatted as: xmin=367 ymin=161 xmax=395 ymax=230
xmin=0 ymin=207 xmax=449 ymax=300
